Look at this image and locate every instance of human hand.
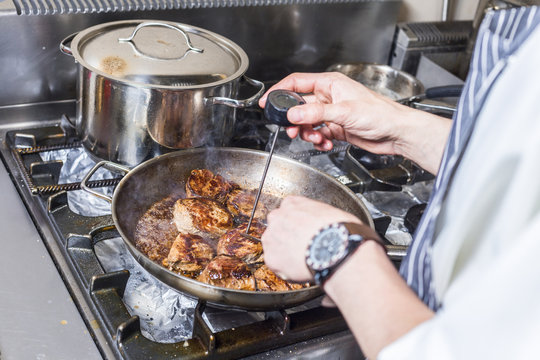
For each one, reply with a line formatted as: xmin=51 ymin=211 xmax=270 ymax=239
xmin=258 ymin=72 xmax=408 ymax=155
xmin=259 ymin=72 xmax=453 ymax=174
xmin=261 ymin=195 xmax=363 ymax=282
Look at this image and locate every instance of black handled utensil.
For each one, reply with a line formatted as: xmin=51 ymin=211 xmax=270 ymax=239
xmin=245 ymin=90 xmax=306 ymax=235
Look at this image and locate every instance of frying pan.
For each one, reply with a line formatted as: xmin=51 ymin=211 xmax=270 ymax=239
xmin=326 ymin=62 xmax=462 ymax=114
xmin=82 ymin=147 xmax=374 ymax=311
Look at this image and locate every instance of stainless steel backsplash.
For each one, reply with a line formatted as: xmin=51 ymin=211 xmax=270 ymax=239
xmin=0 ymin=0 xmax=401 ymax=107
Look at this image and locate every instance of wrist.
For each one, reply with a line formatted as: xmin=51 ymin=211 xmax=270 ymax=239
xmin=323 ymin=239 xmax=387 ymax=295
xmin=392 ymin=105 xmax=452 ymax=174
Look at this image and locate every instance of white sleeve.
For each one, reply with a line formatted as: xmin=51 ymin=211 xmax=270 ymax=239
xmin=378 ymin=212 xmax=540 ymax=360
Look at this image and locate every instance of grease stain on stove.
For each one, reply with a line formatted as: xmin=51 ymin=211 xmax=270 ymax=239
xmin=90 ymin=319 xmax=100 ymax=329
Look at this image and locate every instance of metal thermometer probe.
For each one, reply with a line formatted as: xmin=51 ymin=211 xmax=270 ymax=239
xmin=245 ymin=90 xmax=306 ymax=235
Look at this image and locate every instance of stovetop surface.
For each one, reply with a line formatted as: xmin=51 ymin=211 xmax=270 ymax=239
xmin=0 ymin=104 xmax=104 ymax=359
xmin=0 ymin=101 xmax=371 ymax=359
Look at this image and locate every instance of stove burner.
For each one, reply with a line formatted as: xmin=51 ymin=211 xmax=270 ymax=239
xmin=12 ymin=142 xmax=122 ymax=195
xmin=230 ymin=107 xmax=272 ymax=150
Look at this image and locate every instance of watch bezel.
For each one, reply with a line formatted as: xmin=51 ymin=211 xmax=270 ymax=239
xmin=306 ymin=221 xmax=385 ymax=286
xmin=305 ymin=223 xmax=349 ymax=272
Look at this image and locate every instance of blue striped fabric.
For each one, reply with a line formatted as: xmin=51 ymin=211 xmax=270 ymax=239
xmin=399 ymin=6 xmax=540 ymax=311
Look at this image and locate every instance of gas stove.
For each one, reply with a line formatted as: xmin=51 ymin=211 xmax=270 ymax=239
xmin=0 ymin=1 xmax=421 ymax=357
xmin=0 ymin=95 xmax=434 ymax=359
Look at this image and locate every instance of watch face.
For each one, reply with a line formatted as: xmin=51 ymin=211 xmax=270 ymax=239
xmin=307 ymin=225 xmax=348 ymax=271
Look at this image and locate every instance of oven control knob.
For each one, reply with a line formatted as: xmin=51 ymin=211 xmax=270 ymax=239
xmin=264 ymin=90 xmax=306 ymax=127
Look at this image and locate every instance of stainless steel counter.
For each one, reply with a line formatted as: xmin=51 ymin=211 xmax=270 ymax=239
xmin=0 ymin=144 xmax=101 ymax=359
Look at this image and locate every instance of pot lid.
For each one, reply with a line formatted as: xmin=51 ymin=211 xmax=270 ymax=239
xmin=70 ymin=20 xmax=249 ymax=88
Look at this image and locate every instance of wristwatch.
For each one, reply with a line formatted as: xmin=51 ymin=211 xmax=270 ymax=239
xmin=305 ymin=222 xmax=385 ymax=286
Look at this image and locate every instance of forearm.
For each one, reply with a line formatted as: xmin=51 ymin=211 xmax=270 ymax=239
xmin=390 ymin=104 xmax=452 ymax=175
xmin=323 ymin=241 xmax=434 ymax=359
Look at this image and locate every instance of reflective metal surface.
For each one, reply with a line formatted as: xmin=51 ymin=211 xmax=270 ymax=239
xmin=67 ymin=20 xmax=247 ymax=87
xmin=327 ymin=62 xmax=425 ymax=101
xmin=111 ymin=147 xmax=374 ymax=310
xmin=63 ymin=19 xmax=265 ymax=164
xmin=0 ymin=1 xmax=402 ymax=107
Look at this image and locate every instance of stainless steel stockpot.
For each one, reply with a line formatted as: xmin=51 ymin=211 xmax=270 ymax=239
xmin=60 ymin=20 xmax=264 ymax=166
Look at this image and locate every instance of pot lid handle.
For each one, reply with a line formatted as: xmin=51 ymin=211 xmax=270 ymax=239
xmin=118 ymin=21 xmax=204 ymax=61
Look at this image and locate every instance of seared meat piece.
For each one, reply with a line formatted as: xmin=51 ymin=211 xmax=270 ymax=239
xmin=254 ymin=265 xmax=307 ymax=291
xmin=173 ymin=197 xmax=234 ymax=237
xmin=135 ymin=195 xmax=178 ymax=264
xmin=217 ymin=220 xmax=266 ymax=264
xmin=226 ymin=188 xmax=268 ymax=220
xmin=253 ymin=264 xmax=290 ymax=291
xmin=165 ymin=233 xmax=215 ymax=277
xmin=186 ymin=169 xmax=238 ymax=203
xmin=286 ymin=281 xmax=306 ymax=290
xmin=197 ymin=255 xmax=256 ymax=291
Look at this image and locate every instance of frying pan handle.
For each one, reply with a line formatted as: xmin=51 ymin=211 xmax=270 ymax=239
xmin=81 ymin=161 xmax=130 ymax=203
xmin=401 ymin=85 xmax=463 ymax=115
xmin=204 ymin=76 xmax=265 ymax=108
xmin=424 ymin=85 xmax=463 ymax=99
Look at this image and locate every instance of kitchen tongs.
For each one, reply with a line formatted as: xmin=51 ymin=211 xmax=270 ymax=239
xmin=244 ymin=90 xmax=306 ymax=238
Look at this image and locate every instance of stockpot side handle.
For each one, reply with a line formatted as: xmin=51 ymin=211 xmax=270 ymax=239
xmin=118 ymin=22 xmax=204 ymax=60
xmin=60 ymin=32 xmax=78 ymax=56
xmin=81 ymin=161 xmax=130 ymax=203
xmin=205 ymin=76 xmax=265 ymax=108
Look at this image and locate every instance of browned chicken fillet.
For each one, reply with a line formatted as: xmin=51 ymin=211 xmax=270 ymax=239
xmin=165 ymin=233 xmax=215 ymax=277
xmin=135 ymin=196 xmax=178 ymax=264
xmin=186 ymin=169 xmax=238 ymax=203
xmin=217 ymin=221 xmax=265 ymax=264
xmin=197 ymin=255 xmax=256 ymax=290
xmin=254 ymin=265 xmax=307 ymax=291
xmin=253 ymin=264 xmax=291 ymax=291
xmin=286 ymin=281 xmax=305 ymax=290
xmin=173 ymin=197 xmax=234 ymax=237
xmin=226 ymin=188 xmax=268 ymax=219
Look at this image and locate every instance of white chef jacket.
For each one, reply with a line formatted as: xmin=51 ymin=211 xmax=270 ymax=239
xmin=379 ymin=10 xmax=540 ymax=360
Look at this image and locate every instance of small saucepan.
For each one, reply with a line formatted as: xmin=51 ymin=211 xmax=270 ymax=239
xmin=326 ymin=63 xmax=462 ymax=115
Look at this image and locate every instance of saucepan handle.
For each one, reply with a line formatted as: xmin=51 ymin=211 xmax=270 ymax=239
xmin=204 ymin=76 xmax=265 ymax=108
xmin=81 ymin=161 xmax=131 ymax=203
